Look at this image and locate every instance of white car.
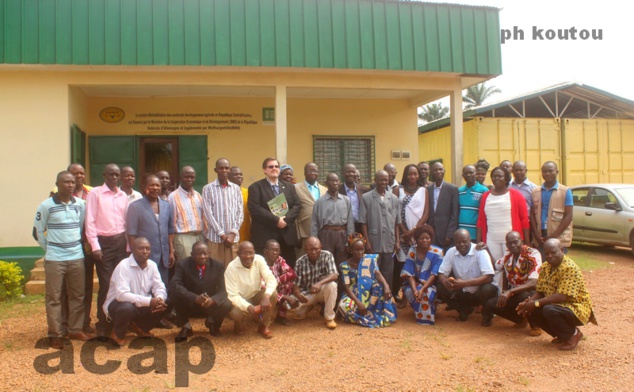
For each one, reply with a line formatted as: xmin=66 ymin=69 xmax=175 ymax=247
xmin=570 ymin=184 xmax=634 ymax=255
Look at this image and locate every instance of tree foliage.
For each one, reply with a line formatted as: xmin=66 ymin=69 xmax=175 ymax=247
xmin=418 ymin=103 xmax=449 ymax=123
xmin=463 ymin=82 xmax=501 ymax=109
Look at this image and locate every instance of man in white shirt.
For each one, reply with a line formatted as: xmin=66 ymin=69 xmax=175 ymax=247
xmin=437 ymin=229 xmax=497 ymax=323
xmin=103 ymin=237 xmax=169 ymax=347
xmin=224 ymin=241 xmax=278 ymax=339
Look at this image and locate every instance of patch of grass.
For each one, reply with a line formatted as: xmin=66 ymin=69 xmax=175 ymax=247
xmin=474 ymin=355 xmax=493 ymax=367
xmin=455 ymin=385 xmax=475 ymax=392
xmin=516 ymin=376 xmax=530 ymax=386
xmin=439 ymin=351 xmax=451 ymax=360
xmin=0 ymin=294 xmax=45 ymax=321
xmin=569 ymin=254 xmax=608 ymax=271
xmin=400 ymin=338 xmax=412 ymax=352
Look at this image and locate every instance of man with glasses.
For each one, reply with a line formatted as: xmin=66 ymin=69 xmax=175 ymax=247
xmin=248 ymin=157 xmax=301 ymax=267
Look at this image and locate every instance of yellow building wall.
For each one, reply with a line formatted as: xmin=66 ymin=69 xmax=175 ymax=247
xmin=85 ymin=96 xmax=277 ymax=185
xmin=288 ymin=98 xmax=417 ymax=182
xmin=69 ymin=87 xmax=88 ymax=131
xmin=476 ymin=117 xmax=561 ymax=184
xmin=418 ymin=126 xmax=450 ymax=182
xmin=564 ymin=118 xmax=634 ymax=185
xmin=419 ymin=117 xmax=562 ymax=186
xmin=85 ymin=96 xmax=416 ymax=186
xmin=1 ymin=69 xmax=422 ymax=247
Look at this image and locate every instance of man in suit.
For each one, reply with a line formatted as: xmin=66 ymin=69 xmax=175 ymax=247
xmin=295 ymin=162 xmax=327 ymax=258
xmin=338 ymin=163 xmax=368 ymax=234
xmin=427 ymin=162 xmax=459 ymax=252
xmin=359 ymin=170 xmax=401 ymax=292
xmin=170 ymin=241 xmax=232 ymax=342
xmin=248 ymin=157 xmax=301 ymax=268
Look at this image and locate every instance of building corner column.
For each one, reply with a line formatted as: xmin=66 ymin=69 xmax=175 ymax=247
xmin=450 ymin=83 xmax=463 ymax=185
xmin=275 ymin=85 xmax=288 ymax=164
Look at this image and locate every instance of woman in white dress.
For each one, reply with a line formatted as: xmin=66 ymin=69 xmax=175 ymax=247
xmin=476 ymin=167 xmax=530 ymax=262
xmin=392 ymin=164 xmax=430 ymax=306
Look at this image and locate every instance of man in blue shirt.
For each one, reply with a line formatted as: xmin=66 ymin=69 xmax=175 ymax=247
xmin=33 ymin=171 xmax=91 ymax=349
xmin=458 ymin=165 xmax=489 ymax=240
xmin=509 ymin=160 xmax=537 ymax=217
xmin=531 ymin=161 xmax=573 ymax=251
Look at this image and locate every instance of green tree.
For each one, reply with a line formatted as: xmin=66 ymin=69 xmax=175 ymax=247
xmin=462 ymin=82 xmax=501 ymax=109
xmin=418 ymin=103 xmax=449 ymax=123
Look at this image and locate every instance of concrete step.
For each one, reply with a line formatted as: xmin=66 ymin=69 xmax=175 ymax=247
xmin=25 ymin=278 xmax=100 ymax=295
xmin=25 ymin=258 xmax=99 ymax=295
xmin=29 ymin=267 xmax=97 ymax=281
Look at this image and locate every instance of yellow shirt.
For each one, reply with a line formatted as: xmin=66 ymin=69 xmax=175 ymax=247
xmin=536 ymin=255 xmax=597 ymax=325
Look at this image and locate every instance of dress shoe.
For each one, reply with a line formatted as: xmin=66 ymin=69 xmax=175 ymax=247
xmin=69 ymin=331 xmax=93 ymax=341
xmin=175 ymin=325 xmax=193 ymax=343
xmin=551 ymin=337 xmax=565 ymax=344
xmin=456 ymin=307 xmax=474 ymax=322
xmin=109 ymin=331 xmax=126 ymax=347
xmin=481 ymin=318 xmax=493 ymax=327
xmin=83 ymin=325 xmax=96 ymax=334
xmin=276 ymin=317 xmax=292 ymax=326
xmin=325 ymin=319 xmax=337 ymax=329
xmin=204 ymin=317 xmax=220 ymax=336
xmin=157 ymin=319 xmax=175 ymax=329
xmin=559 ymin=329 xmax=583 ymax=351
xmin=257 ymin=324 xmax=273 ymax=339
xmin=128 ymin=322 xmax=154 ymax=338
xmin=529 ymin=327 xmax=543 ymax=336
xmin=49 ymin=337 xmax=65 ymax=350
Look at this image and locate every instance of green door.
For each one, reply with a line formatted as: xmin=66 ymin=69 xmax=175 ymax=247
xmin=88 ymin=135 xmax=207 ymax=191
xmin=88 ymin=136 xmax=138 ymax=187
xmin=179 ymin=135 xmax=208 ymax=193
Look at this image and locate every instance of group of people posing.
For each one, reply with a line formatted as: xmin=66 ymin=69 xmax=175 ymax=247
xmin=33 ymin=156 xmax=595 ymax=351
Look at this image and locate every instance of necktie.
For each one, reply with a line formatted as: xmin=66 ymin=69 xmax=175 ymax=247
xmin=272 ymin=184 xmax=279 ymax=195
xmin=198 ymin=267 xmax=204 ymax=280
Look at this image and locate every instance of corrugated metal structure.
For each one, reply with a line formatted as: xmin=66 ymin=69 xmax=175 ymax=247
xmin=418 ymin=82 xmax=634 ymax=186
xmin=0 ymin=0 xmax=501 ymax=74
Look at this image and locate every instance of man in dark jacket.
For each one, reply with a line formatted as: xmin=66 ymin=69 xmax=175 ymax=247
xmin=170 ymin=241 xmax=231 ymax=342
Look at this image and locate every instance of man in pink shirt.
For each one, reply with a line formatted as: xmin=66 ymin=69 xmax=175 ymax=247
xmin=85 ymin=163 xmax=129 ymax=338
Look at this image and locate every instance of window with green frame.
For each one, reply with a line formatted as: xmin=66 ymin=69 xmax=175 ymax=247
xmin=313 ymin=136 xmax=375 ymax=185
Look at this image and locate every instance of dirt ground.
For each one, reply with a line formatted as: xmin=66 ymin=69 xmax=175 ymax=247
xmin=1 ymin=243 xmax=632 ymax=391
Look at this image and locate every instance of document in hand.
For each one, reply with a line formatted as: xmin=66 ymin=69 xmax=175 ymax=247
xmin=267 ymin=193 xmax=289 ymax=217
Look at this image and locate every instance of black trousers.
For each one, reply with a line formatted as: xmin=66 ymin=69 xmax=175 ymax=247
xmin=482 ymin=290 xmax=534 ymax=325
xmin=173 ymin=299 xmax=232 ymax=330
xmin=108 ymin=300 xmax=168 ymax=339
xmin=437 ymin=282 xmax=498 ymax=314
xmin=528 ymin=304 xmax=582 ymax=341
xmin=95 ymin=234 xmax=128 ymax=334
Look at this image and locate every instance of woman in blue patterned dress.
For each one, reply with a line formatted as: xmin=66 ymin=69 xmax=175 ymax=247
xmin=337 ymin=234 xmax=397 ymax=328
xmin=401 ymin=225 xmax=444 ymax=325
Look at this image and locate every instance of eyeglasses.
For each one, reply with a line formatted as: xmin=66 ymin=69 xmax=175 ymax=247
xmin=267 ymin=165 xmax=280 ymax=169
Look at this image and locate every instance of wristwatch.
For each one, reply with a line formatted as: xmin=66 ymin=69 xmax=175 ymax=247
xmin=534 ymin=300 xmax=541 ymax=308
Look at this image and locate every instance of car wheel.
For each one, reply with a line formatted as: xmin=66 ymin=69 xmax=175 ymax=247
xmin=631 ymin=232 xmax=634 ymax=257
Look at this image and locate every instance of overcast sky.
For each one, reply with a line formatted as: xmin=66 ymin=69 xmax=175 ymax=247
xmin=426 ymin=0 xmax=632 ymax=104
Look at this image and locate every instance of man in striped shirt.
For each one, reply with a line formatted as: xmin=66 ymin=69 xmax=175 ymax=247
xmin=169 ymin=166 xmax=205 ymax=261
xmin=458 ymin=165 xmax=489 ymax=240
xmin=34 ymin=171 xmax=91 ymax=349
xmin=202 ymin=158 xmax=244 ymax=267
